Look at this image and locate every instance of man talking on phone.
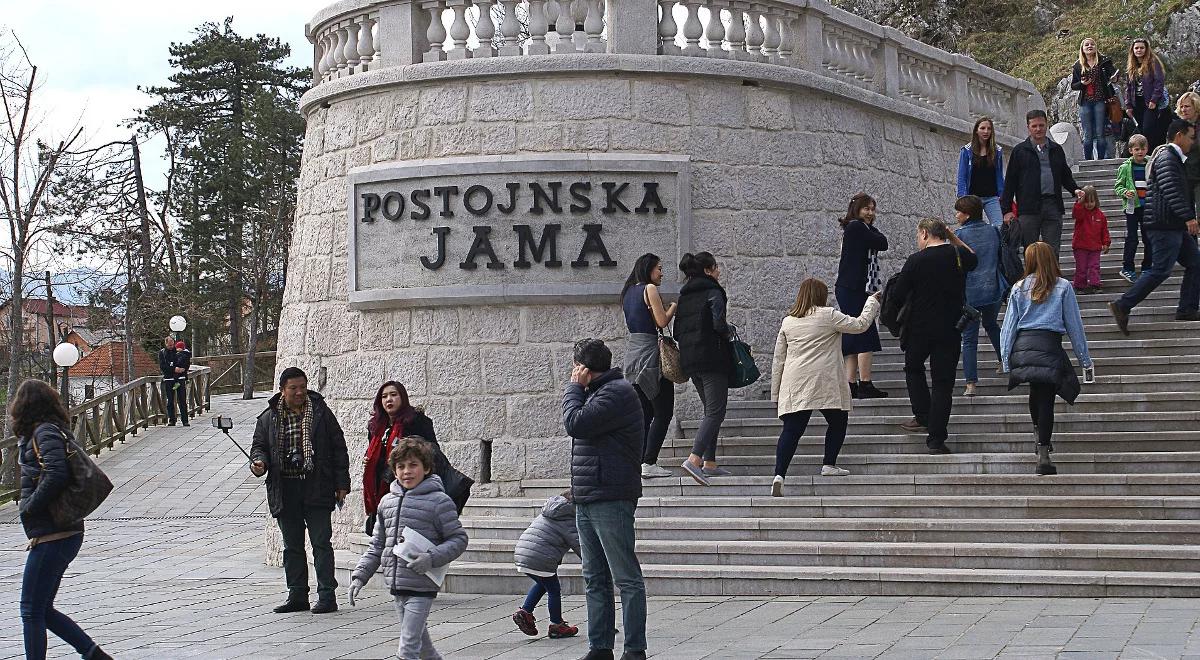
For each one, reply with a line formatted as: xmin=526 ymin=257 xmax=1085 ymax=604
xmin=250 ymin=367 xmax=351 ymax=614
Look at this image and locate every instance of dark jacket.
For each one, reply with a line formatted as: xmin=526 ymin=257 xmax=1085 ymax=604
xmin=1184 ymin=119 xmax=1200 ymax=189
xmin=158 ymin=347 xmax=177 ymax=379
xmin=1070 ymin=57 xmax=1117 ymax=104
xmin=835 ymin=219 xmax=888 ymax=293
xmin=174 ymin=348 xmax=191 ymax=382
xmin=1125 ymin=61 xmax=1167 ymax=110
xmin=563 ymin=368 xmax=643 ymax=504
xmin=250 ymin=390 xmax=351 ymax=518
xmin=514 ymin=495 xmax=580 ymax=575
xmin=887 ymin=243 xmax=977 ymax=345
xmin=1008 ymin=329 xmax=1081 ymax=404
xmin=1000 ymin=138 xmax=1080 ymax=218
xmin=1144 ymin=145 xmax=1198 ymax=229
xmin=674 ymin=275 xmax=733 ymax=378
xmin=18 ymin=423 xmax=86 ymax=539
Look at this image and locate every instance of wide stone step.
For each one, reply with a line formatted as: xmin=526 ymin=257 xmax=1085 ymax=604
xmin=863 ymin=353 xmax=1200 ymax=379
xmin=723 ymin=392 xmax=1200 ymax=419
xmin=688 ymin=411 xmax=1200 ymax=436
xmin=455 ymin=516 xmax=1200 ymax=546
xmin=438 ymin=561 xmax=1200 ymax=597
xmin=463 ymin=496 xmax=1200 ymax=523
xmin=518 ymin=475 xmax=1200 ymax=499
xmin=862 ymin=372 xmax=1200 ymax=398
xmin=457 ymin=537 xmax=1200 ymax=573
xmin=871 ymin=336 xmax=1200 ymax=364
xmin=660 ymin=430 xmax=1200 ymax=457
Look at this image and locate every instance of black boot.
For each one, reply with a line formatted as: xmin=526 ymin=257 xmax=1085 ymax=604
xmin=849 ymin=381 xmax=860 ymax=399
xmin=857 ymin=380 xmax=889 ymax=398
xmin=578 ymin=650 xmax=615 ymax=660
xmin=1036 ymin=444 xmax=1057 ymax=475
xmin=273 ymin=597 xmax=309 ymax=613
xmin=311 ymin=598 xmax=338 ymax=614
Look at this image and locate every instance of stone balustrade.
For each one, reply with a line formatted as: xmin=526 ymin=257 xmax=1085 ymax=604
xmin=307 ymin=0 xmax=1039 ymax=129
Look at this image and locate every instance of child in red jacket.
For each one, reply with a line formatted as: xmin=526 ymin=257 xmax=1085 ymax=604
xmin=1072 ymin=185 xmax=1111 ymax=293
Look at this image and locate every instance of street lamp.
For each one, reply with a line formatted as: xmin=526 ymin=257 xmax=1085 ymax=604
xmin=169 ymin=315 xmax=187 ymax=337
xmin=53 ymin=342 xmax=81 ymax=404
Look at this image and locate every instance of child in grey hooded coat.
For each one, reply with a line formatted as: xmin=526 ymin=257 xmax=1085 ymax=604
xmin=512 ymin=491 xmax=581 ymax=638
xmin=350 ymin=437 xmax=467 ymax=660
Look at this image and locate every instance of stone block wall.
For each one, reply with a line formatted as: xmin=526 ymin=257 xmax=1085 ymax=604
xmin=276 ymin=70 xmax=968 ymax=552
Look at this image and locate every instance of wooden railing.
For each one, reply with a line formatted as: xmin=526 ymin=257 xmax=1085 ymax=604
xmin=0 ymin=366 xmax=212 ymax=503
xmin=192 ymin=351 xmax=277 ymax=397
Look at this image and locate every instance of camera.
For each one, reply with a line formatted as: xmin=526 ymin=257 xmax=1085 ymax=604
xmin=287 ymin=446 xmax=305 ymax=470
xmin=956 ymin=303 xmax=983 ymax=332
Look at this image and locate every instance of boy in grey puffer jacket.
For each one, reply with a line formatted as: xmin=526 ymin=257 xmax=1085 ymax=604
xmin=350 ymin=437 xmax=467 ymax=660
xmin=512 ymin=490 xmax=581 ymax=639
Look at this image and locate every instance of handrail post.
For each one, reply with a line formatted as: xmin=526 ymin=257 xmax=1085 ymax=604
xmin=377 ymin=0 xmax=427 ymax=68
xmin=605 ymin=0 xmax=658 ymax=55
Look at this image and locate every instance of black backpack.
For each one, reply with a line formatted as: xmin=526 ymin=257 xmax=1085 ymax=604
xmin=879 ymin=272 xmax=910 ymax=338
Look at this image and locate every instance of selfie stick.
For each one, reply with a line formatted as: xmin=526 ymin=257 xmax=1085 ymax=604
xmin=222 ymin=429 xmax=252 ymax=460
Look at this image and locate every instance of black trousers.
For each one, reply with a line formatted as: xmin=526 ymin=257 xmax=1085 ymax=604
xmin=164 ymin=380 xmax=188 ymax=425
xmin=904 ymin=331 xmax=960 ymax=446
xmin=635 ymin=379 xmax=674 ymax=466
xmin=773 ymin=409 xmax=850 ymax=476
xmin=276 ymin=479 xmax=337 ymax=602
xmin=1028 ymin=382 xmax=1057 ymax=446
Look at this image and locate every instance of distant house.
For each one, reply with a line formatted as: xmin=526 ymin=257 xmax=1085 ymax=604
xmin=0 ymin=297 xmax=96 ymax=350
xmin=65 ymin=327 xmax=121 ymax=355
xmin=67 ymin=340 xmax=160 ymax=402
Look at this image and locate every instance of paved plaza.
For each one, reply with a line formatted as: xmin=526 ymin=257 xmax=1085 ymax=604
xmin=1 ymin=395 xmax=1198 ymax=659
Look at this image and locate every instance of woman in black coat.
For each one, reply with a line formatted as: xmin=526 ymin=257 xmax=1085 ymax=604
xmin=15 ymin=379 xmax=112 ymax=660
xmin=835 ymin=193 xmax=889 ymax=398
xmin=673 ymin=251 xmax=733 ymax=487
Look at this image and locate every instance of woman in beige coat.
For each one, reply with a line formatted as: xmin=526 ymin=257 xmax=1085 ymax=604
xmin=771 ymin=278 xmax=881 ymax=496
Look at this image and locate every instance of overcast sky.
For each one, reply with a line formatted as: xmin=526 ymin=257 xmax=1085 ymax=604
xmin=2 ymin=0 xmax=326 ymax=185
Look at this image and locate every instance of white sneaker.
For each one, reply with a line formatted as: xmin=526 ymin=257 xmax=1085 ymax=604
xmin=641 ymin=463 xmax=672 ymax=479
xmin=820 ymin=465 xmax=850 ymax=477
xmin=771 ymin=475 xmax=784 ymax=497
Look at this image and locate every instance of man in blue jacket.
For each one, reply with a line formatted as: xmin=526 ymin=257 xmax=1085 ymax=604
xmin=1110 ymin=119 xmax=1200 ymax=333
xmin=562 ymin=338 xmax=646 ymax=660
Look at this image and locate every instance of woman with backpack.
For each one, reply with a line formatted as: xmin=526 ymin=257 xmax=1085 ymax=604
xmin=15 ymin=379 xmax=113 ymax=660
xmin=954 ymin=195 xmax=1006 ymax=397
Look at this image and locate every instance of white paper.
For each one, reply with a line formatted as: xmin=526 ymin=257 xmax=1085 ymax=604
xmin=393 ymin=526 xmax=448 ymax=587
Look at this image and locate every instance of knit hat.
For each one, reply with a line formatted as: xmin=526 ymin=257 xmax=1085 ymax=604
xmin=175 ymin=341 xmax=186 ymax=350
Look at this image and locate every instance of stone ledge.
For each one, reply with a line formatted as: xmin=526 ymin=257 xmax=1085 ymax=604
xmin=298 ymin=53 xmax=1033 ymax=146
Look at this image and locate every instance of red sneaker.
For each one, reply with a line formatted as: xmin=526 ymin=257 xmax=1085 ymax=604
xmin=548 ymin=622 xmax=579 ymax=638
xmin=512 ymin=608 xmax=537 ymax=636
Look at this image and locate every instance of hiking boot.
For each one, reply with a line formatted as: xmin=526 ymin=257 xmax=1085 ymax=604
xmin=681 ymin=460 xmax=711 ymax=486
xmin=1036 ymin=444 xmax=1057 ymax=475
xmin=857 ymin=381 xmax=889 ymax=398
xmin=771 ymin=475 xmax=784 ymax=497
xmin=820 ymin=465 xmax=850 ymax=476
xmin=310 ymin=598 xmax=337 ymax=614
xmin=1176 ymin=311 xmax=1200 ymax=321
xmin=548 ymin=621 xmax=578 ymax=638
xmin=1108 ymin=301 xmax=1130 ymax=336
xmin=513 ymin=608 xmax=537 ymax=636
xmin=273 ymin=598 xmax=309 ymax=613
xmin=1119 ymin=269 xmax=1136 ymax=283
xmin=899 ymin=418 xmax=927 ymax=434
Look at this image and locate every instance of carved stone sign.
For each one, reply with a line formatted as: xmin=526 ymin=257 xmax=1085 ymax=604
xmin=347 ymin=153 xmax=691 ymax=308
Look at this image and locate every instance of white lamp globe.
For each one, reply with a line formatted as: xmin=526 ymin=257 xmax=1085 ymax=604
xmin=53 ymin=342 xmax=80 ymax=368
xmin=169 ymin=315 xmax=188 ymax=332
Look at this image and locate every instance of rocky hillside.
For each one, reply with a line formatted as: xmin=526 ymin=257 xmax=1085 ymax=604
xmin=833 ymin=0 xmax=1200 ymax=122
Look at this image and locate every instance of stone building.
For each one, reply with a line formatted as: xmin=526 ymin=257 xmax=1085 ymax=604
xmin=279 ymin=0 xmax=1042 ymax=551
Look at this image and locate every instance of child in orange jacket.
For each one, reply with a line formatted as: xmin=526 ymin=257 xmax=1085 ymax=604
xmin=1072 ymin=185 xmax=1111 ymax=293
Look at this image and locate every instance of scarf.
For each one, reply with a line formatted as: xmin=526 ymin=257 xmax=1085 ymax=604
xmin=363 ymin=416 xmax=404 ymax=515
xmin=866 ymin=250 xmax=882 ymax=294
xmin=276 ymin=398 xmax=314 ymax=477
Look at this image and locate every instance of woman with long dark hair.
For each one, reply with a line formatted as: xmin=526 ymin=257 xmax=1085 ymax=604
xmin=621 ymin=253 xmax=678 ymax=479
xmin=1072 ymin=38 xmax=1118 ymax=160
xmin=15 ymin=379 xmax=112 ymax=660
xmin=1001 ymin=243 xmax=1093 ymax=476
xmin=956 ymin=117 xmax=1006 ymax=226
xmin=1125 ymin=38 xmax=1170 ymax=149
xmin=674 ymin=251 xmax=732 ymax=486
xmin=362 ymin=381 xmax=437 ymax=533
xmin=835 ymin=193 xmax=889 ymax=399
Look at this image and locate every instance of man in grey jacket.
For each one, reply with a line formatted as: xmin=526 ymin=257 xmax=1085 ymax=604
xmin=1110 ymin=119 xmax=1200 ymax=333
xmin=563 ymin=338 xmax=647 ymax=660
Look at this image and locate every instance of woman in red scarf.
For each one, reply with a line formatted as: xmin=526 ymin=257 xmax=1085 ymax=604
xmin=362 ymin=381 xmax=435 ymax=534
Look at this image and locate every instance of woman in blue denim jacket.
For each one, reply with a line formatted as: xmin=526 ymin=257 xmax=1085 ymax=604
xmin=956 ymin=118 xmax=1005 ymax=227
xmin=953 ymin=195 xmax=1005 ymax=397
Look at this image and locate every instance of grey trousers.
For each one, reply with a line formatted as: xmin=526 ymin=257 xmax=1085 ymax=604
xmin=689 ymin=371 xmax=729 ymax=462
xmin=1017 ymin=198 xmax=1065 ymax=257
xmin=393 ymin=594 xmax=441 ymax=660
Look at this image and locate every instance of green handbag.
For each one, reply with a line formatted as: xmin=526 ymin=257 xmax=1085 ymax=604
xmin=728 ymin=328 xmax=760 ymax=389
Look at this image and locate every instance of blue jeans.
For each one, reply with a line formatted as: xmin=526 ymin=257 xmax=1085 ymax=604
xmin=21 ymin=534 xmax=97 ymax=660
xmin=980 ymin=196 xmax=1003 ymax=228
xmin=1123 ymin=208 xmax=1154 ymax=273
xmin=1117 ymin=228 xmax=1200 ymax=314
xmin=1079 ymin=100 xmax=1108 ymax=160
xmin=522 ymin=574 xmax=564 ymax=623
xmin=961 ymin=302 xmax=1002 ymax=384
xmin=577 ymin=500 xmax=646 ymax=653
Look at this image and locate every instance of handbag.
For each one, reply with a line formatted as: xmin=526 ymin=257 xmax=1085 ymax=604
xmin=658 ymin=330 xmax=687 ymax=384
xmin=30 ymin=425 xmax=113 ymax=527
xmin=728 ymin=327 xmax=761 ymax=389
xmin=1105 ymin=97 xmax=1124 ymax=123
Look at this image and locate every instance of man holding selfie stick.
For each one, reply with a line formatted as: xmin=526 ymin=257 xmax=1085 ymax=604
xmin=250 ymin=367 xmax=350 ymax=615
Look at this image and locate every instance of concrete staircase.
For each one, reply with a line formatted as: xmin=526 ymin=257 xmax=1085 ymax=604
xmin=347 ymin=158 xmax=1200 ymax=597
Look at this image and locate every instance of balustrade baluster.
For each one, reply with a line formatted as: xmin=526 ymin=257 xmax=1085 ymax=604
xmin=584 ymin=0 xmax=604 ymax=52
xmin=659 ymin=1 xmax=680 ymax=55
xmin=545 ymin=0 xmax=560 ymax=49
xmin=745 ymin=7 xmax=765 ymax=61
xmin=423 ymin=1 xmax=448 ymax=62
xmin=763 ymin=9 xmax=781 ymax=63
xmin=682 ymin=2 xmax=703 ymax=56
xmin=555 ymin=0 xmax=577 ymax=52
xmin=357 ymin=16 xmax=377 ymax=67
xmin=777 ymin=11 xmax=796 ymax=66
xmin=332 ymin=27 xmax=350 ymax=75
xmin=317 ymin=33 xmax=332 ymax=80
xmin=344 ymin=22 xmax=362 ymax=70
xmin=526 ymin=0 xmax=550 ymax=54
xmin=500 ymin=0 xmax=521 ymax=56
xmin=475 ymin=1 xmax=497 ymax=57
xmin=446 ymin=0 xmax=472 ymax=59
xmin=726 ymin=2 xmax=748 ymax=60
xmin=570 ymin=0 xmax=589 ymax=51
xmin=704 ymin=1 xmax=727 ymax=58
